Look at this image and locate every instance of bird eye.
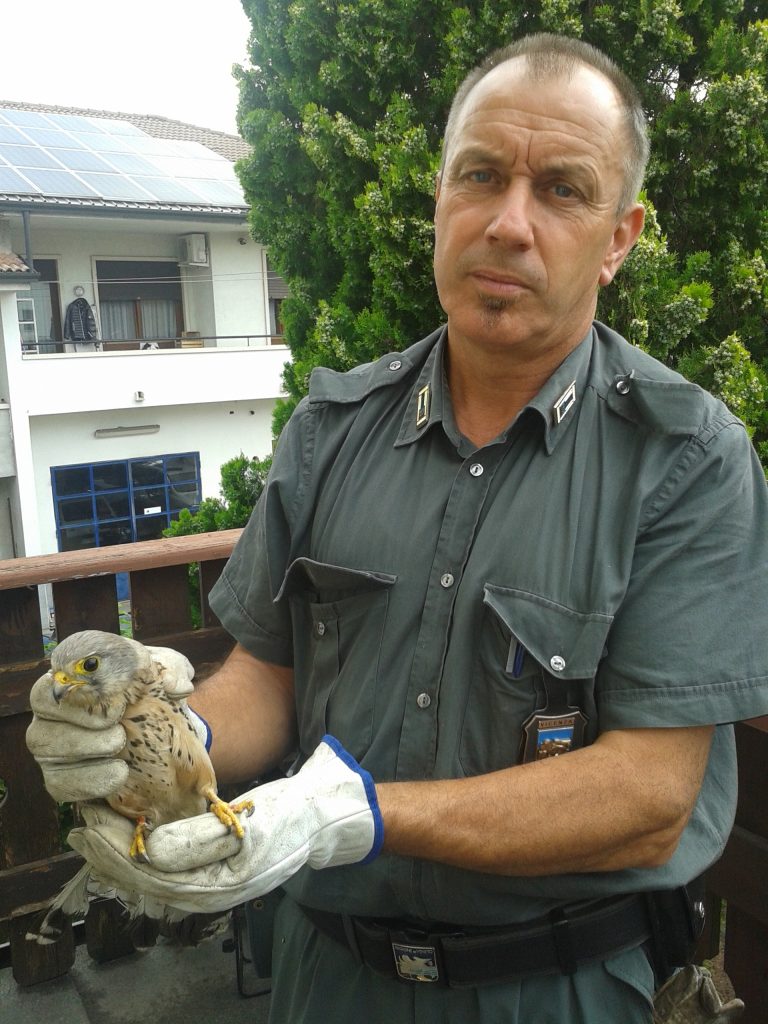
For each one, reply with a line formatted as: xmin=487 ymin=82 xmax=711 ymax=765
xmin=82 ymin=657 xmax=99 ymax=672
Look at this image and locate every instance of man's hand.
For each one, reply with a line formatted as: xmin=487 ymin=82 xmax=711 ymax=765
xmin=64 ymin=736 xmax=383 ymax=914
xmin=26 ymin=670 xmax=129 ymax=802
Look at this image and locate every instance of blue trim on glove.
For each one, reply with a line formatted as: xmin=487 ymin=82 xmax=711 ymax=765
xmin=322 ymin=734 xmax=384 ymax=864
xmin=188 ymin=707 xmax=213 ymax=752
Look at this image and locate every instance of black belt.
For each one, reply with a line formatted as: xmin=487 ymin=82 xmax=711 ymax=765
xmin=299 ymin=894 xmax=652 ymax=988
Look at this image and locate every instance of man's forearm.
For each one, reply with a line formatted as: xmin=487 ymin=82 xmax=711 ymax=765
xmin=376 ymin=725 xmax=713 ymax=875
xmin=190 ymin=642 xmax=297 ymax=784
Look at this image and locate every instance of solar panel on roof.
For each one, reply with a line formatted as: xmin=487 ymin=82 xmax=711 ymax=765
xmin=182 ymin=179 xmax=244 ymax=204
xmin=21 ymin=127 xmax=87 ymax=149
xmin=20 ymin=168 xmax=98 ymax=197
xmin=1 ymin=109 xmax=54 ymax=128
xmin=54 ymin=148 xmax=115 ymax=172
xmin=77 ymin=172 xmax=155 ymax=200
xmin=0 ymin=166 xmax=36 ymax=192
xmin=96 ymin=118 xmax=145 ymax=136
xmin=0 ymin=105 xmax=247 ymax=209
xmin=0 ymin=144 xmax=61 ymax=169
xmin=44 ymin=113 xmax=107 ymax=133
xmin=136 ymin=177 xmax=205 ymax=203
xmin=125 ymin=135 xmax=194 ymax=157
xmin=81 ymin=132 xmax=145 ymax=154
xmin=102 ymin=152 xmax=166 ymax=175
xmin=0 ymin=124 xmax=32 ymax=145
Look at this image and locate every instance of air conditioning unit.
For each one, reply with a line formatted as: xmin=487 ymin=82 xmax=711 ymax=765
xmin=179 ymin=233 xmax=209 ymax=266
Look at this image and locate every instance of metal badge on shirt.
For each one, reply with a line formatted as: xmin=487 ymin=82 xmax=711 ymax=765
xmin=553 ymin=380 xmax=577 ymax=424
xmin=520 ymin=668 xmax=588 ymax=762
xmin=416 ymin=384 xmax=431 ymax=428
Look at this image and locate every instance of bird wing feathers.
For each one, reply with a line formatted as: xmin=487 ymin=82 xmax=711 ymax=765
xmin=115 ymin=690 xmax=216 ymax=826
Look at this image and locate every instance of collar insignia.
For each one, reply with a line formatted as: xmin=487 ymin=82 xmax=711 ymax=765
xmin=553 ymin=381 xmax=576 ymax=425
xmin=416 ymin=384 xmax=431 ymax=428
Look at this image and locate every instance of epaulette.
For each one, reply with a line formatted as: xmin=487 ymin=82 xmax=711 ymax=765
xmin=604 ymin=371 xmax=716 ymax=435
xmin=594 ymin=323 xmax=734 ymax=437
xmin=308 ymin=330 xmax=442 ymax=405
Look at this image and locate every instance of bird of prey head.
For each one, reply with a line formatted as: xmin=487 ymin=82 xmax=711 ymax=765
xmin=49 ymin=630 xmax=152 ymax=708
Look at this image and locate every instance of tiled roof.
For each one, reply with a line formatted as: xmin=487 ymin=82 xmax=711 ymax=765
xmin=0 ymin=251 xmax=37 ymax=275
xmin=0 ymin=100 xmax=250 ymax=162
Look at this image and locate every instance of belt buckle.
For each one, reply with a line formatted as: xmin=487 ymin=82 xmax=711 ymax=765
xmin=391 ymin=928 xmax=440 ymax=983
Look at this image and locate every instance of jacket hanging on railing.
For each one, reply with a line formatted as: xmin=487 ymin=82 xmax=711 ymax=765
xmin=63 ymin=297 xmax=99 ymax=341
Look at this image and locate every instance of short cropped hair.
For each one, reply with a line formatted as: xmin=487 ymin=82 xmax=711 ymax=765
xmin=441 ymin=33 xmax=650 ymax=213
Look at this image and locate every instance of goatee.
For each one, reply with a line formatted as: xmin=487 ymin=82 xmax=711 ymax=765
xmin=480 ymin=296 xmax=512 ymax=329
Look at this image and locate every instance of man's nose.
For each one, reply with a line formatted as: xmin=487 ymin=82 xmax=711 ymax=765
xmin=485 ymin=181 xmax=535 ymax=249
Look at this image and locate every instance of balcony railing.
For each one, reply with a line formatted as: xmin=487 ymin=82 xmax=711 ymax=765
xmin=0 ymin=537 xmax=767 ymax=1014
xmin=0 ymin=532 xmax=240 ymax=986
xmin=21 ymin=334 xmax=286 ymax=355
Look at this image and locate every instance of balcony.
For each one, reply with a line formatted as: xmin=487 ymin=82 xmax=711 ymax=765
xmin=21 ymin=333 xmax=286 ymax=355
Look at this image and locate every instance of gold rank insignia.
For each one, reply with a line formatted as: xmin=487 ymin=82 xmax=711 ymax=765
xmin=416 ymin=384 xmax=431 ymax=428
xmin=553 ymin=381 xmax=576 ymax=424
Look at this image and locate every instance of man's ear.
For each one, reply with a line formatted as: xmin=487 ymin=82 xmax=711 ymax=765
xmin=434 ymin=172 xmax=442 ymax=203
xmin=599 ymin=203 xmax=645 ymax=287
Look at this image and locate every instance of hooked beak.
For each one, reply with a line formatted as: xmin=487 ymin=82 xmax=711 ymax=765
xmin=52 ymin=671 xmax=75 ymax=703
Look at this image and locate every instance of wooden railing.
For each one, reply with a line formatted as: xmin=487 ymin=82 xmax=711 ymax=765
xmin=0 ymin=536 xmax=766 ymax=1013
xmin=0 ymin=532 xmax=241 ymax=986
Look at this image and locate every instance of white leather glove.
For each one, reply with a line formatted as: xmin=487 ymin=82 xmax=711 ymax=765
xmin=25 ymin=645 xmax=204 ymax=803
xmin=65 ymin=736 xmax=384 ymax=914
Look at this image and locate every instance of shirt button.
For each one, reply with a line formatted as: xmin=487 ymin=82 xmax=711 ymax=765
xmin=469 ymin=463 xmax=484 ymax=477
xmin=388 ymin=359 xmax=402 ymax=371
xmin=416 ymin=693 xmax=432 ymax=709
xmin=550 ymin=655 xmax=566 ymax=672
xmin=440 ymin=573 xmax=455 ymax=588
xmin=616 ymin=377 xmax=631 ymax=395
xmin=315 ymin=621 xmax=326 ymax=638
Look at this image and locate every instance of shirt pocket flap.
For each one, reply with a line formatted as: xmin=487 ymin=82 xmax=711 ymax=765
xmin=275 ymin=557 xmax=397 ymax=602
xmin=483 ymin=585 xmax=613 ymax=680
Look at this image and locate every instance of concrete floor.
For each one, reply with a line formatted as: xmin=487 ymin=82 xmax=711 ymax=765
xmin=0 ymin=925 xmax=271 ymax=1024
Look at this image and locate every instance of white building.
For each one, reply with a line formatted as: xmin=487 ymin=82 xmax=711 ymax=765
xmin=0 ymin=101 xmax=289 ymax=571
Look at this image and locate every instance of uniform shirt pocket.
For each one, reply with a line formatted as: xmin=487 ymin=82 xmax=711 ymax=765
xmin=459 ymin=585 xmax=613 ymax=776
xmin=278 ymin=558 xmax=397 ymax=758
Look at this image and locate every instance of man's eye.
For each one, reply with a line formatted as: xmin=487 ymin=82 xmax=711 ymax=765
xmin=552 ymin=183 xmax=576 ymax=198
xmin=467 ymin=170 xmax=493 ymax=184
xmin=82 ymin=657 xmax=99 ymax=672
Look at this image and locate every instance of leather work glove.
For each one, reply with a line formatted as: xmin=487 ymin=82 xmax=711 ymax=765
xmin=64 ymin=736 xmax=383 ymax=915
xmin=653 ymin=965 xmax=744 ymax=1023
xmin=25 ymin=644 xmax=203 ymax=803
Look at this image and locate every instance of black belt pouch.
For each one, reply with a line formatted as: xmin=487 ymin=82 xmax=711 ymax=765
xmin=645 ymin=876 xmax=707 ymax=981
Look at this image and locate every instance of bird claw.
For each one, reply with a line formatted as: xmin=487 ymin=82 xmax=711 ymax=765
xmin=205 ymin=790 xmax=254 ymax=839
xmin=129 ymin=817 xmax=151 ymax=863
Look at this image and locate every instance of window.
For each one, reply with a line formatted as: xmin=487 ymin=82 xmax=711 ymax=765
xmin=269 ymin=297 xmax=285 ymax=343
xmin=17 ymin=258 xmax=63 ymax=352
xmin=96 ymin=259 xmax=183 ymax=343
xmin=52 ymin=453 xmax=201 ymax=552
xmin=267 ymin=258 xmax=288 ymax=345
xmin=17 ymin=296 xmax=37 ymax=350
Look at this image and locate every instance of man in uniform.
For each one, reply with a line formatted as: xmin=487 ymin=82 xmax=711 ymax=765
xmin=27 ymin=33 xmax=768 ymax=1023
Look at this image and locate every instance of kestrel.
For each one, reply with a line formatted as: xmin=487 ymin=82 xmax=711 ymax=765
xmin=29 ymin=629 xmax=252 ymax=943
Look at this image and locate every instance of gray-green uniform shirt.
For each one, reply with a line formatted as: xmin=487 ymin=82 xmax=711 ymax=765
xmin=209 ymin=321 xmax=768 ymax=926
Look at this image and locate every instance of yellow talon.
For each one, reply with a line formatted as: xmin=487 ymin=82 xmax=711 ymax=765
xmin=204 ymin=787 xmax=254 ymax=839
xmin=129 ymin=816 xmax=151 ymax=862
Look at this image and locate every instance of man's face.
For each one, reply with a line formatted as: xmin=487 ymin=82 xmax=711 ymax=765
xmin=433 ymin=59 xmax=644 ymax=362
